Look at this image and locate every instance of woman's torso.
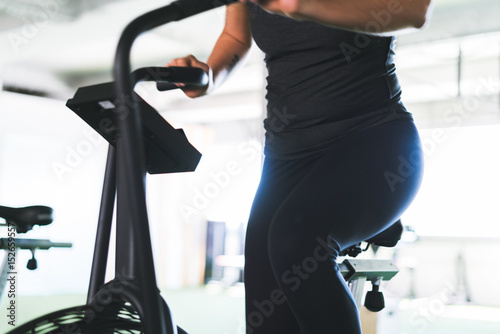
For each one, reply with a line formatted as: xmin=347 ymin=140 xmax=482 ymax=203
xmin=247 ymin=2 xmax=412 ymax=159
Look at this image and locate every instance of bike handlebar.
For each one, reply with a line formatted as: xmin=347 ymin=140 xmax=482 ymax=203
xmin=130 ymin=66 xmax=208 ymax=91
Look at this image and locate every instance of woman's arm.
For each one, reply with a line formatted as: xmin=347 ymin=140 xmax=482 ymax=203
xmin=251 ymin=0 xmax=433 ymax=33
xmin=168 ymin=2 xmax=252 ymax=98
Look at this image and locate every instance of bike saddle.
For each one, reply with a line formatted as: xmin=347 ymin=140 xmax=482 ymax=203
xmin=341 ymin=220 xmax=404 ymax=257
xmin=0 ymin=205 xmax=53 ymax=233
xmin=366 ymin=219 xmax=403 ymax=247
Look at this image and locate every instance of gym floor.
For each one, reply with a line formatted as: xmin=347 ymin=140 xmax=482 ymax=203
xmin=2 ymin=285 xmax=500 ymax=333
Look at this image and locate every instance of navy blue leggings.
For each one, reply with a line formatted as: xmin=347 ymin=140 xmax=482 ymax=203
xmin=244 ymin=118 xmax=423 ymax=333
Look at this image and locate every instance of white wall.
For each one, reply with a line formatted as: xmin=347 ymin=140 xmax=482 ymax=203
xmin=0 ymin=91 xmax=107 ymax=296
xmin=0 ymin=84 xmax=265 ymax=296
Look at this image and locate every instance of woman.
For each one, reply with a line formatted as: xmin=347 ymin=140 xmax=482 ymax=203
xmin=169 ymin=1 xmax=431 ymax=332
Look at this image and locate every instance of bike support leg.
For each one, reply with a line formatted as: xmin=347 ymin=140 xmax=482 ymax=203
xmin=87 ymin=145 xmax=117 ymax=303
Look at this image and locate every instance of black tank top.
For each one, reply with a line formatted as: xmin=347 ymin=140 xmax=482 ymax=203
xmin=247 ymin=2 xmax=412 ymax=159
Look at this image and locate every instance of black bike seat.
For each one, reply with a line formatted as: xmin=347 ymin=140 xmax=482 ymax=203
xmin=366 ymin=219 xmax=403 ymax=247
xmin=0 ymin=205 xmax=53 ymax=233
xmin=341 ymin=220 xmax=404 ymax=257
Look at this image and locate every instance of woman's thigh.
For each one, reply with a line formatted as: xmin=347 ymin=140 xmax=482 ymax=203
xmin=244 ymin=153 xmax=321 ymax=333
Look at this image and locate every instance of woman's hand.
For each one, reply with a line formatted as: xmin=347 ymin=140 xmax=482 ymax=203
xmin=167 ymin=3 xmax=251 ymax=99
xmin=167 ymin=54 xmax=213 ymax=99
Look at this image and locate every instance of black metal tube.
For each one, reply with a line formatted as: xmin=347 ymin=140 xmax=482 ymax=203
xmin=87 ymin=145 xmax=117 ymax=303
xmin=113 ymin=1 xmax=238 ymax=333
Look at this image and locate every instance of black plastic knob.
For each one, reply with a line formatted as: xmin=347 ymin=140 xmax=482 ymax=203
xmin=27 ymin=257 xmax=37 ymax=270
xmin=364 ymin=289 xmax=385 ymax=312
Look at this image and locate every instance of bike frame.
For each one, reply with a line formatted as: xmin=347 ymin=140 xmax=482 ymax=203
xmin=85 ymin=1 xmax=237 ymax=333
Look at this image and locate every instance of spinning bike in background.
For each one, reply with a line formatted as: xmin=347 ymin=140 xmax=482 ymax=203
xmin=5 ymin=0 xmax=403 ymax=332
xmin=0 ymin=205 xmax=72 ymax=299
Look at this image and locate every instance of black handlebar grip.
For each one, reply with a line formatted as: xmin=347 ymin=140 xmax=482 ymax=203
xmin=156 ymin=67 xmax=209 ymax=91
xmin=130 ymin=66 xmax=208 ymax=91
xmin=171 ymin=0 xmax=239 ymax=18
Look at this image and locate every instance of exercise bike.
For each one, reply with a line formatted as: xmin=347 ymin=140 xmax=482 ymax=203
xmin=0 ymin=205 xmax=72 ymax=302
xmin=6 ymin=0 xmax=403 ymax=332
